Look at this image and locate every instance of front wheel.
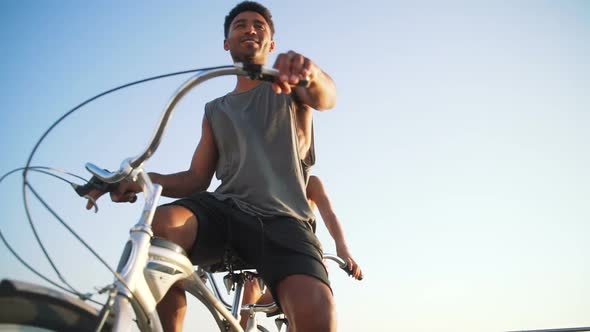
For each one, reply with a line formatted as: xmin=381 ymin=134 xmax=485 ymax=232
xmin=0 ymin=279 xmax=110 ymax=332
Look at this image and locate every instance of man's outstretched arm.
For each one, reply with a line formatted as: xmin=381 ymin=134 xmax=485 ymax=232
xmin=272 ymin=50 xmax=336 ymax=111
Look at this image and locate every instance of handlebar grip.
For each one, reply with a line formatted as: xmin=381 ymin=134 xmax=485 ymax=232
xmin=74 ymin=174 xmax=137 ymax=204
xmin=237 ymin=63 xmax=310 ymax=87
xmin=260 ymin=66 xmax=310 ymax=87
xmin=342 ymin=263 xmax=363 ymax=281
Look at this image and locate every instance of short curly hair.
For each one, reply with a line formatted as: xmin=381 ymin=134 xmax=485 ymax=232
xmin=224 ymin=1 xmax=275 ymax=38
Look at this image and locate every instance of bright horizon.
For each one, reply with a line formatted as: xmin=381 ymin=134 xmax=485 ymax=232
xmin=1 ymin=1 xmax=589 ymax=331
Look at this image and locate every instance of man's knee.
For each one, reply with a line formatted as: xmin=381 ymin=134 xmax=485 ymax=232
xmin=152 ymin=205 xmax=198 ymax=251
xmin=152 ymin=206 xmax=175 ymax=236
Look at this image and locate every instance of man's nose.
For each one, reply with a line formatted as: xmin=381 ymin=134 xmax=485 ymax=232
xmin=245 ymin=24 xmax=256 ymax=34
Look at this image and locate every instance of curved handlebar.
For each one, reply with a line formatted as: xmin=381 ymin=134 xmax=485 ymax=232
xmin=323 ymin=253 xmax=348 ymax=270
xmin=324 ymin=253 xmax=362 ymax=280
xmin=86 ymin=63 xmax=306 ymax=183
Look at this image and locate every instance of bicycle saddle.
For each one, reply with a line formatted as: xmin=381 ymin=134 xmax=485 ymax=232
xmin=201 ymin=252 xmax=256 ymax=273
xmin=150 ymin=237 xmax=187 ymax=256
xmin=150 ymin=237 xmax=255 ymax=273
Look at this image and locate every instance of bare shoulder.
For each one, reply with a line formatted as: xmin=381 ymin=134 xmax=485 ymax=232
xmin=309 ymin=175 xmax=321 ymax=186
xmin=307 ymin=175 xmax=326 ymax=196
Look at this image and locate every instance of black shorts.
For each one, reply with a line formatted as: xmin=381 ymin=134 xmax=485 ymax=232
xmin=164 ymin=192 xmax=330 ymax=306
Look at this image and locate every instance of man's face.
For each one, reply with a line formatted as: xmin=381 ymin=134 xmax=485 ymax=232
xmin=224 ymin=11 xmax=274 ymax=64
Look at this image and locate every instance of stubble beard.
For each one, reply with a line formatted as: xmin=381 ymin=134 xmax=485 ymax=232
xmin=233 ymin=53 xmax=255 ymax=63
xmin=230 ymin=46 xmax=266 ymax=64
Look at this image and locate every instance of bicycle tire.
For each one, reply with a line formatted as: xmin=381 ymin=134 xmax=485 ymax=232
xmin=0 ymin=279 xmax=111 ymax=332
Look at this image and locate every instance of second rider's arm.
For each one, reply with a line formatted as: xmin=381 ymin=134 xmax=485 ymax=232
xmin=307 ymin=176 xmax=363 ymax=280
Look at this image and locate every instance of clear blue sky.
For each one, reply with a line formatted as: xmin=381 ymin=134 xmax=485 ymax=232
xmin=1 ymin=1 xmax=589 ymax=331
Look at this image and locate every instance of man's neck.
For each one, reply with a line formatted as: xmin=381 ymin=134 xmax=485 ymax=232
xmin=233 ymin=74 xmax=263 ymax=94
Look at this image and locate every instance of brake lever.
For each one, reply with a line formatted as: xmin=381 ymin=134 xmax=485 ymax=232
xmin=71 ymin=173 xmax=123 ymax=213
xmin=73 ymin=175 xmax=120 ymax=197
xmin=82 ymin=193 xmax=99 ymax=213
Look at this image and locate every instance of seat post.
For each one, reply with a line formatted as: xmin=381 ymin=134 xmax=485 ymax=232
xmin=231 ymin=274 xmax=246 ymax=319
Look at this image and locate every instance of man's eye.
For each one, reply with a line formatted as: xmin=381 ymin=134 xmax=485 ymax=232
xmin=255 ymin=24 xmax=265 ymax=30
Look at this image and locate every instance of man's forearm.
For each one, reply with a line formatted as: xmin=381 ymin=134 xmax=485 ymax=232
xmin=310 ymin=69 xmax=337 ymax=110
xmin=148 ymin=171 xmax=210 ymax=198
xmin=322 ymin=212 xmax=348 ymax=249
xmin=296 ymin=69 xmax=337 ymax=111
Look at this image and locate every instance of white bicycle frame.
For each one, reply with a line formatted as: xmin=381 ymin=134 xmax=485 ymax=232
xmin=86 ymin=64 xmax=347 ymax=332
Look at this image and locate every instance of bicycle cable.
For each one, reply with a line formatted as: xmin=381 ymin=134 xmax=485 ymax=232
xmin=3 ymin=65 xmax=229 ymax=304
xmin=24 ymin=179 xmax=142 ymax=306
xmin=0 ymin=167 xmax=102 ymax=305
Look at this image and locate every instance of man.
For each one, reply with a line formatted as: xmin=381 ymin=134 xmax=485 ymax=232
xmin=240 ymin=175 xmax=363 ymax=329
xmin=89 ymin=2 xmax=337 ymax=331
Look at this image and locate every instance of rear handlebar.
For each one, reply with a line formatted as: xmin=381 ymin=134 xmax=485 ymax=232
xmin=323 ymin=253 xmax=362 ymax=280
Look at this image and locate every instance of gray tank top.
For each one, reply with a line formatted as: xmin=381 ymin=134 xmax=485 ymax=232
xmin=204 ymin=82 xmax=315 ymax=222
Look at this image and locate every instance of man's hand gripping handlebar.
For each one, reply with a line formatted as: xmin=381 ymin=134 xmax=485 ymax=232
xmin=72 ymin=171 xmax=139 ymax=212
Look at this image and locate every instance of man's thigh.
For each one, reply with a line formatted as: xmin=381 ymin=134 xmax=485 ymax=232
xmin=276 ymin=274 xmax=335 ymax=331
xmin=256 ymin=218 xmax=331 ymax=310
xmin=163 ymin=192 xmax=230 ymax=266
xmin=152 ymin=204 xmax=199 ymax=251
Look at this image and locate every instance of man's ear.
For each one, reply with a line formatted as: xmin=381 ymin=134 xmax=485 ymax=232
xmin=224 ymin=39 xmax=230 ymax=51
xmin=269 ymin=39 xmax=275 ymax=53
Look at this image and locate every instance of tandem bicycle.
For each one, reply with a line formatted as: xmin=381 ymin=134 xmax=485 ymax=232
xmin=0 ymin=63 xmax=356 ymax=332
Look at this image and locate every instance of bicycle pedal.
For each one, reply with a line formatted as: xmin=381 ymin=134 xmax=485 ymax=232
xmin=275 ymin=317 xmax=288 ymax=330
xmin=223 ymin=274 xmax=233 ymax=295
